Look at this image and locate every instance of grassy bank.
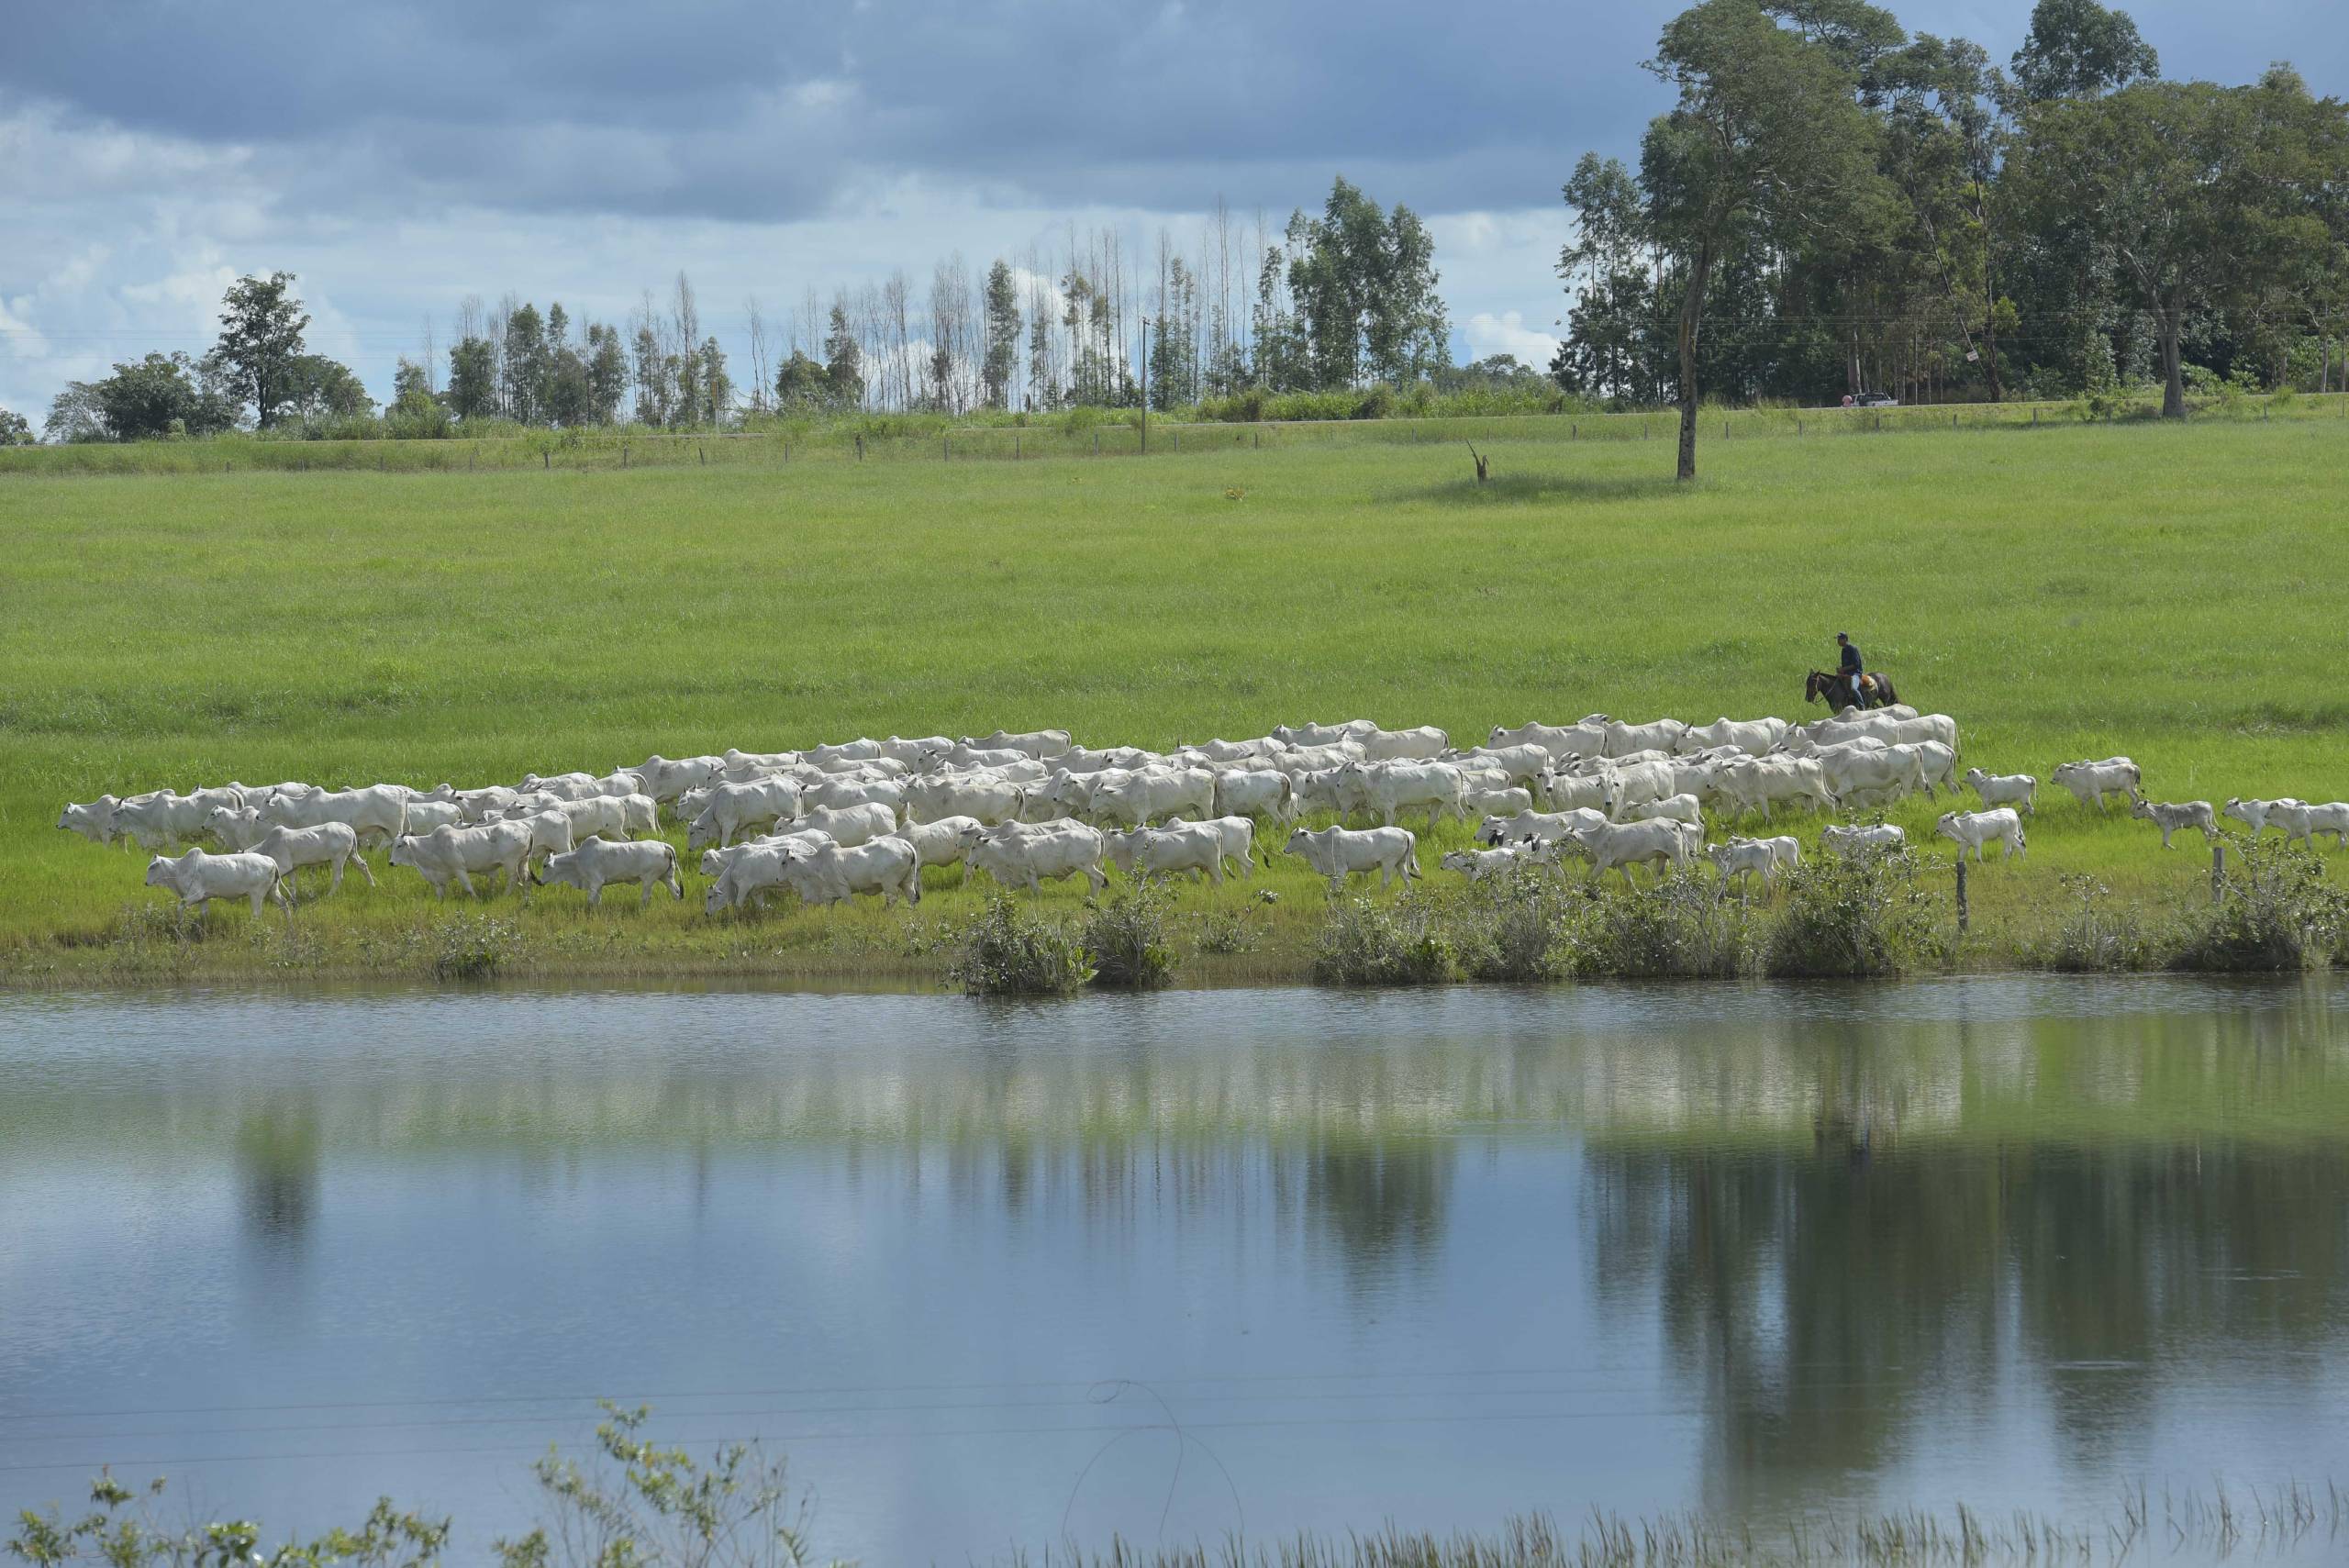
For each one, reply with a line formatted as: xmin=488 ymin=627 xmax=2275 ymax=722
xmin=4 ymin=417 xmax=2346 ymax=985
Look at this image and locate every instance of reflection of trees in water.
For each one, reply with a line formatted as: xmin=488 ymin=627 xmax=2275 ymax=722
xmin=1295 ymin=1137 xmax=1452 ymax=1287
xmin=235 ymin=1100 xmax=321 ymax=1252
xmin=1585 ymin=1137 xmax=2349 ymax=1514
xmin=924 ymin=1129 xmax=1456 ymax=1296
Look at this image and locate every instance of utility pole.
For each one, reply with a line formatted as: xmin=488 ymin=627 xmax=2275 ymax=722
xmin=1140 ymin=317 xmax=1149 ymax=456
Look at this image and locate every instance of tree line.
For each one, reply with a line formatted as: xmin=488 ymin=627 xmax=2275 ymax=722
xmin=12 ymin=177 xmax=1454 ymax=443
xmin=1554 ymin=0 xmax=2349 ymax=477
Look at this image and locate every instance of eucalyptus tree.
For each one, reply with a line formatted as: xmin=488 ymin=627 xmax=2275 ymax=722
xmin=1632 ymin=0 xmax=1898 ymax=480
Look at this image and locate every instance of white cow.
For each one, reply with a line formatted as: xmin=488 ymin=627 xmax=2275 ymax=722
xmin=1439 ymin=845 xmax=1542 ymax=882
xmin=113 ymin=791 xmax=217 ymax=851
xmin=1964 ymin=768 xmax=2038 ymax=816
xmin=2127 ymin=795 xmax=2217 ymax=849
xmin=428 ymin=784 xmax=522 ymax=823
xmin=1451 ymin=744 xmax=1552 ymax=787
xmin=880 ymin=735 xmax=957 ymax=768
xmin=210 ymin=814 xmax=374 ymax=901
xmin=257 ymin=784 xmax=410 ymax=847
xmin=498 ymin=806 xmax=578 ymax=866
xmin=896 ymin=815 xmax=983 ymax=881
xmin=1273 ymin=720 xmax=1375 ymax=748
xmin=1213 ymin=769 xmax=1295 ymax=823
xmin=534 ymin=839 xmax=684 ymax=908
xmin=801 ymin=775 xmax=905 ymax=817
xmin=387 ymin=821 xmax=534 ymax=899
xmin=1708 ymin=834 xmax=1800 ymax=891
xmin=634 ymin=755 xmax=725 ymax=803
xmin=1812 ymin=745 xmax=1927 ymax=807
xmin=1889 ymin=740 xmax=1960 ymax=800
xmin=1617 ymin=792 xmax=1702 ymax=827
xmin=1108 ymin=820 xmax=1230 ymax=885
xmin=1476 ymin=807 xmax=1609 ymax=849
xmin=398 ymin=799 xmax=465 ymax=834
xmin=1820 ymin=823 xmax=1907 ymax=859
xmin=688 ymin=778 xmax=803 ymax=849
xmin=544 ymin=795 xmax=629 ymax=843
xmin=2264 ymin=799 xmax=2349 ymax=848
xmin=1676 ymin=717 xmax=1788 ymax=756
xmin=1282 ymin=825 xmax=1419 ymax=893
xmin=704 ymin=844 xmax=796 ymax=913
xmin=962 ymin=822 xmax=1109 ymax=894
xmin=1597 ymin=717 xmax=1688 ymax=757
xmin=902 ymin=772 xmax=1026 ymax=827
xmin=1935 ymin=807 xmax=2026 ymax=862
xmin=2221 ymin=796 xmax=2297 ymax=837
xmin=967 ymin=728 xmax=1074 ymax=760
xmin=1487 ymin=719 xmax=1609 ymax=761
xmin=779 ymin=838 xmax=925 ymax=908
xmin=1091 ymin=767 xmax=1218 ymax=828
xmin=1568 ymin=818 xmax=1698 ymax=887
xmin=2052 ymin=758 xmax=2141 ymax=812
xmin=1463 ymin=784 xmax=1535 ymax=819
xmin=1356 ymin=725 xmax=1449 ymax=761
xmin=1713 ymin=755 xmax=1837 ymax=822
xmin=1598 ymin=759 xmax=1677 ymax=816
xmin=1539 ymin=771 xmax=1612 ymax=812
xmin=1337 ymin=761 xmax=1464 ymax=829
xmin=789 ymin=802 xmax=900 ymax=848
xmin=722 ymin=747 xmax=801 ymax=782
xmin=57 ymin=796 xmax=126 ymax=847
xmin=144 ymin=849 xmax=284 ymax=916
xmin=1271 ymin=741 xmax=1366 ymax=776
xmin=1704 ymin=836 xmax=1798 ymax=893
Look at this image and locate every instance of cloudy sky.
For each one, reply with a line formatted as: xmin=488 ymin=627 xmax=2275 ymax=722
xmin=3 ymin=0 xmax=2340 ymax=421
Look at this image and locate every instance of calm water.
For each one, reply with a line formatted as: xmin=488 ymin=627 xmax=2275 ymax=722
xmin=2 ymin=978 xmax=2346 ymax=1562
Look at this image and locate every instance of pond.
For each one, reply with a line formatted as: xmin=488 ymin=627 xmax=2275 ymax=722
xmin=2 ymin=978 xmax=2345 ymax=1562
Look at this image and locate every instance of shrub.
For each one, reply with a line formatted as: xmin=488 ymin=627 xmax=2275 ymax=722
xmin=1451 ymin=870 xmax=1577 ymax=981
xmin=2040 ymin=873 xmax=2160 ymax=972
xmin=951 ymin=896 xmax=1093 ymax=995
xmin=1312 ymin=894 xmax=1456 ymax=985
xmin=1193 ymin=907 xmax=1261 ymax=955
xmin=430 ymin=914 xmax=522 ymax=981
xmin=1763 ymin=848 xmax=1939 ymax=977
xmin=1556 ymin=872 xmax=1751 ymax=978
xmin=2170 ymin=839 xmax=2349 ymax=972
xmin=1082 ymin=881 xmax=1177 ymax=988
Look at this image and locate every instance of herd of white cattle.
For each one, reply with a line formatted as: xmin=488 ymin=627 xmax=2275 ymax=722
xmin=54 ymin=706 xmax=2349 ymax=918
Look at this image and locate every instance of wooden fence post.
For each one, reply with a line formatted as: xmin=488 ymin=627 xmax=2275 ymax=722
xmin=543 ymin=450 xmax=550 ymax=470
xmin=2212 ymin=842 xmax=2226 ymax=904
xmin=856 ymin=435 xmax=864 ymax=462
xmin=699 ymin=443 xmax=706 ymax=464
xmin=1014 ymin=434 xmax=1020 ymax=462
xmin=1954 ymin=858 xmax=1969 ymax=934
xmin=1094 ymin=431 xmax=1100 ymax=456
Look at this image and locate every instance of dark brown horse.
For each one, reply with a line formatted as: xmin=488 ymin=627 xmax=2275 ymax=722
xmin=1806 ymin=670 xmax=1900 ymax=711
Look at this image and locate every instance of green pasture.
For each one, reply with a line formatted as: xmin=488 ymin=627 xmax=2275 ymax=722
xmin=3 ymin=415 xmax=2344 ymax=981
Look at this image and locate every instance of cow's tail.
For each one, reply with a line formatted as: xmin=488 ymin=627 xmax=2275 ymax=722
xmin=1405 ymin=844 xmax=1422 ymax=881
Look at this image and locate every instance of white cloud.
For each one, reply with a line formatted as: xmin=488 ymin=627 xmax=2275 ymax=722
xmin=1463 ymin=310 xmax=1559 ymax=373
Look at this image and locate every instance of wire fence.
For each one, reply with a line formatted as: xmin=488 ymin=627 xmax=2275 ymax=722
xmin=6 ymin=392 xmax=2345 ymax=477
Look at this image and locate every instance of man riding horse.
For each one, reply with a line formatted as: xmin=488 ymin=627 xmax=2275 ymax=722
xmin=1805 ymin=632 xmax=1898 ymax=712
xmin=1837 ymin=633 xmax=1865 ymax=711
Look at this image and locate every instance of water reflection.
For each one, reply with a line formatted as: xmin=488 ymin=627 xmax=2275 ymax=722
xmin=0 ymin=978 xmax=2343 ymax=1562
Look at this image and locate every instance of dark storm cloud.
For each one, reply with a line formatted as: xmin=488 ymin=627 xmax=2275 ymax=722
xmin=0 ymin=0 xmax=1683 ymax=220
xmin=6 ymin=0 xmax=2343 ymax=228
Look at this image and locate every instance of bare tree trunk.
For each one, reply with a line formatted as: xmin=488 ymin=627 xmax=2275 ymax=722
xmin=1675 ymin=245 xmax=1712 ymax=483
xmin=2160 ymin=290 xmax=2186 ymax=419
